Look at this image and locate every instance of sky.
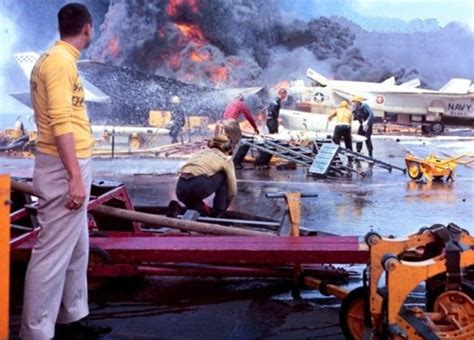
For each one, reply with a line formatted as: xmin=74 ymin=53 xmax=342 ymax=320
xmin=281 ymin=0 xmax=474 ymax=31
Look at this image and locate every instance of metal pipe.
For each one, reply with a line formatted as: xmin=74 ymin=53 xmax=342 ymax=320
xmin=92 ymin=205 xmax=275 ymax=237
xmin=266 ymin=192 xmax=318 ymax=199
xmin=135 ymin=265 xmax=291 ymax=277
xmin=303 ymin=276 xmax=350 ymax=300
xmin=111 ymin=127 xmax=115 ymax=159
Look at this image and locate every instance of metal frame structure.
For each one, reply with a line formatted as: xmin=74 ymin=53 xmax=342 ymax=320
xmin=0 ymin=175 xmax=10 ymax=340
xmin=10 ymin=180 xmax=367 ymax=286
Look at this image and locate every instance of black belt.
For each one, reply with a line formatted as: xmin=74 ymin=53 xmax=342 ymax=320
xmin=179 ymin=173 xmax=195 ymax=180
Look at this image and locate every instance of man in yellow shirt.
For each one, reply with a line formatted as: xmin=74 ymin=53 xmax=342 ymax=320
xmin=327 ymin=100 xmax=353 ymax=151
xmin=21 ymin=4 xmax=110 ymax=339
xmin=173 ymin=134 xmax=237 ymax=217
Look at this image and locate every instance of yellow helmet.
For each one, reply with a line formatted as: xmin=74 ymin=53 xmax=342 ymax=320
xmin=352 ymin=95 xmax=364 ymax=103
xmin=339 ymin=100 xmax=349 ymax=108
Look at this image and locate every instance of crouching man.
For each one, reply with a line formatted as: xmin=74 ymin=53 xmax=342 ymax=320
xmin=174 ymin=134 xmax=237 ymax=217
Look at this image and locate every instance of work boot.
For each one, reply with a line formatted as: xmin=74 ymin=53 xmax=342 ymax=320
xmin=55 ymin=318 xmax=111 ymax=339
xmin=166 ymin=200 xmax=186 ymax=218
xmin=200 ymin=204 xmax=213 ymax=217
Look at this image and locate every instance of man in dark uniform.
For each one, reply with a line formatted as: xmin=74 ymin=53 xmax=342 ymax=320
xmin=266 ymin=88 xmax=287 ymax=133
xmin=352 ymin=95 xmax=375 ymax=157
xmin=169 ymin=95 xmax=185 ymax=144
xmin=255 ymin=88 xmax=287 ymax=168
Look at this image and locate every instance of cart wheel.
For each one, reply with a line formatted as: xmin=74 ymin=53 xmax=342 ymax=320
xmin=426 ymin=281 xmax=474 ymax=312
xmin=340 ymin=286 xmax=369 ymax=340
xmin=417 ymin=226 xmax=431 ymax=235
xmin=431 ymin=122 xmax=444 ymax=134
xmin=365 ymin=231 xmax=382 ymax=246
xmin=407 ymin=162 xmax=423 ymax=180
xmin=88 ymin=246 xmax=112 ymax=290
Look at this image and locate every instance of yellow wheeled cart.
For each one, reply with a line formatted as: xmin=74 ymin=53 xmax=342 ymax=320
xmin=405 ymin=153 xmax=474 ymax=181
xmin=305 ymin=224 xmax=474 ymax=339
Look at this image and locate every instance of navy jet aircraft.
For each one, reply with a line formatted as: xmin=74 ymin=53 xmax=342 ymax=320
xmin=280 ymin=68 xmax=473 ymax=134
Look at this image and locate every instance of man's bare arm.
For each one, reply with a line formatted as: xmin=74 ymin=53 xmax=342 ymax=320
xmin=56 ymin=133 xmax=85 ymax=210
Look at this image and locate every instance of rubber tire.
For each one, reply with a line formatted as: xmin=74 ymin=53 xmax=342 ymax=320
xmin=340 ymin=286 xmax=369 ymax=340
xmin=431 ymin=122 xmax=444 ymax=134
xmin=426 ymin=272 xmax=474 ymax=312
xmin=407 ymin=162 xmax=423 ymax=180
xmin=88 ymin=246 xmax=113 ymax=290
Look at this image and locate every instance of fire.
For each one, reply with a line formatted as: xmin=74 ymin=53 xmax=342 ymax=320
xmin=166 ymin=0 xmax=199 ymax=18
xmin=190 ymin=50 xmax=209 ymax=62
xmin=107 ymin=37 xmax=122 ymax=58
xmin=209 ymin=66 xmax=228 ymax=84
xmin=168 ymin=54 xmax=182 ymax=70
xmin=175 ymin=23 xmax=206 ymax=44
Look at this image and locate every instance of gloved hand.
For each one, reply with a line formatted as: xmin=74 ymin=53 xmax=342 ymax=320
xmin=254 ymin=128 xmax=260 ymax=135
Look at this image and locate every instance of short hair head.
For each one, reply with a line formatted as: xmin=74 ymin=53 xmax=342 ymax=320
xmin=236 ymin=94 xmax=244 ymax=101
xmin=208 ymin=134 xmax=231 ymax=154
xmin=278 ymin=88 xmax=288 ymax=96
xmin=58 ymin=3 xmax=92 ymax=38
xmin=339 ymin=100 xmax=349 ymax=108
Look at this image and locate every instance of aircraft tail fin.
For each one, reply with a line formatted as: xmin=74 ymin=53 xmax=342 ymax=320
xmin=439 ymin=78 xmax=472 ymax=94
xmin=400 ymin=78 xmax=421 ymax=88
xmin=306 ymin=68 xmax=328 ymax=86
xmin=381 ymin=77 xmax=395 ymax=85
xmin=14 ymin=52 xmax=40 ymax=81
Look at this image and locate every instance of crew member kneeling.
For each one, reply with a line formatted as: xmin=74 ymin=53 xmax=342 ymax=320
xmin=175 ymin=134 xmax=237 ymax=217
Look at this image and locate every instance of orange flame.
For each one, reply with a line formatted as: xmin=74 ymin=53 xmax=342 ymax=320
xmin=168 ymin=54 xmax=182 ymax=70
xmin=210 ymin=66 xmax=228 ymax=84
xmin=107 ymin=37 xmax=122 ymax=58
xmin=190 ymin=50 xmax=209 ymax=62
xmin=167 ymin=0 xmax=199 ymax=18
xmin=175 ymin=23 xmax=206 ymax=44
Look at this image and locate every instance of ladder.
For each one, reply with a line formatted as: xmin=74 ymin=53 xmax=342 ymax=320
xmin=233 ymin=137 xmax=406 ymax=178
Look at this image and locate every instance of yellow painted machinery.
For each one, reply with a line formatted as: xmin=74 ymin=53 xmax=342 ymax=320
xmin=405 ymin=153 xmax=474 ymax=181
xmin=305 ymin=224 xmax=473 ymax=339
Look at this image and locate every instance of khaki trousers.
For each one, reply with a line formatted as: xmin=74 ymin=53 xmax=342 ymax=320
xmin=21 ymin=153 xmax=92 ymax=340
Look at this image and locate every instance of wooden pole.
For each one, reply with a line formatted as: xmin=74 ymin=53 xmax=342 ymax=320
xmin=0 ymin=175 xmax=10 ymax=340
xmin=10 ymin=180 xmax=274 ymax=237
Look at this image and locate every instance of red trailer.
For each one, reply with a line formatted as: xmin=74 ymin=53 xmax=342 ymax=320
xmin=10 ymin=179 xmax=368 ymax=290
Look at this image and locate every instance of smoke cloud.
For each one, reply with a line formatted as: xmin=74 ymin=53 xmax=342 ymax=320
xmin=0 ymin=0 xmax=473 ymax=117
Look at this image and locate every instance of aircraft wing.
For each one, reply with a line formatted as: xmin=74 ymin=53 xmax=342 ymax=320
xmin=9 ymin=92 xmax=32 ymax=108
xmin=439 ymin=78 xmax=472 ymax=94
xmin=10 ymin=53 xmax=111 ymax=108
xmin=333 ymin=87 xmax=473 ymax=98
